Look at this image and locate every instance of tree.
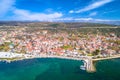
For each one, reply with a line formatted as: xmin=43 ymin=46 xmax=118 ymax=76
xmin=93 ymin=49 xmax=100 ymax=56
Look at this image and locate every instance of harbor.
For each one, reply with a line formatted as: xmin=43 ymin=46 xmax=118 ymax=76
xmin=0 ymin=57 xmax=120 ymax=80
xmin=0 ymin=52 xmax=96 ymax=72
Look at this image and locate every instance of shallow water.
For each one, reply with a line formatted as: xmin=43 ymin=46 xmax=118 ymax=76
xmin=0 ymin=58 xmax=120 ymax=80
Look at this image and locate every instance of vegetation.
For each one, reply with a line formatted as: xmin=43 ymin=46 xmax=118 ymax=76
xmin=61 ymin=45 xmax=73 ymax=50
xmin=93 ymin=49 xmax=100 ymax=56
xmin=0 ymin=42 xmax=11 ymax=52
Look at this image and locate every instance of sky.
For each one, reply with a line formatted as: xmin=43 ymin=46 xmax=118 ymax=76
xmin=0 ymin=0 xmax=120 ymax=21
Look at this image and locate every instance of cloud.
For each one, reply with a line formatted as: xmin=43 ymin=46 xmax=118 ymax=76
xmin=103 ymin=10 xmax=116 ymax=14
xmin=69 ymin=10 xmax=74 ymax=13
xmin=0 ymin=0 xmax=63 ymax=21
xmin=0 ymin=0 xmax=15 ymax=16
xmin=12 ymin=9 xmax=63 ymax=21
xmin=89 ymin=12 xmax=97 ymax=16
xmin=69 ymin=0 xmax=113 ymax=13
xmin=55 ymin=17 xmax=93 ymax=21
xmin=54 ymin=17 xmax=117 ymax=22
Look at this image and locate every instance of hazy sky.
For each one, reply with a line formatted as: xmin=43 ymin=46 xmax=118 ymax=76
xmin=0 ymin=0 xmax=119 ymax=21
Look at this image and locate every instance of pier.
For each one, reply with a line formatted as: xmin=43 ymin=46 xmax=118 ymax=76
xmin=46 ymin=55 xmax=96 ymax=72
xmin=83 ymin=57 xmax=96 ymax=72
xmin=79 ymin=57 xmax=96 ymax=72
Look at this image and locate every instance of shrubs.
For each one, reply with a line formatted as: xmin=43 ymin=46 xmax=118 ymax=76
xmin=0 ymin=42 xmax=11 ymax=51
xmin=92 ymin=49 xmax=100 ymax=56
xmin=61 ymin=45 xmax=73 ymax=50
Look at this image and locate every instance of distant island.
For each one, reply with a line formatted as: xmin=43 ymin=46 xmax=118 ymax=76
xmin=0 ymin=22 xmax=120 ymax=72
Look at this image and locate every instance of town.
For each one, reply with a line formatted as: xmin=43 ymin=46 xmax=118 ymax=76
xmin=0 ymin=23 xmax=120 ymax=60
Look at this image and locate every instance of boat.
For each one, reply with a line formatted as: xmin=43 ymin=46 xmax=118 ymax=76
xmin=80 ymin=65 xmax=86 ymax=70
xmin=80 ymin=61 xmax=86 ymax=70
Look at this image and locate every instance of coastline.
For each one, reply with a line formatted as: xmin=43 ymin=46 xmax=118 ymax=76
xmin=93 ymin=54 xmax=120 ymax=61
xmin=1 ymin=52 xmax=120 ymax=62
xmin=0 ymin=52 xmax=120 ymax=72
xmin=0 ymin=52 xmax=96 ymax=72
xmin=0 ymin=52 xmax=89 ymax=62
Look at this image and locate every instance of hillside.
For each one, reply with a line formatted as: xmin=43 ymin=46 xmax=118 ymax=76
xmin=0 ymin=21 xmax=118 ymax=28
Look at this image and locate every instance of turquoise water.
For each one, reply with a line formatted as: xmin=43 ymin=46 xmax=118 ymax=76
xmin=0 ymin=58 xmax=120 ymax=80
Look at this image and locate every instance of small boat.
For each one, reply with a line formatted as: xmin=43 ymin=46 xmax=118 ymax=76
xmin=80 ymin=65 xmax=86 ymax=70
xmin=80 ymin=61 xmax=86 ymax=70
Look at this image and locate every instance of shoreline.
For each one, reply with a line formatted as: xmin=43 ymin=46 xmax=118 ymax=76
xmin=93 ymin=54 xmax=120 ymax=61
xmin=0 ymin=52 xmax=89 ymax=62
xmin=0 ymin=52 xmax=96 ymax=72
xmin=1 ymin=52 xmax=120 ymax=62
xmin=1 ymin=52 xmax=120 ymax=72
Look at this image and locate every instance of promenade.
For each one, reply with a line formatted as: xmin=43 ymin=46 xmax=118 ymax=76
xmin=1 ymin=52 xmax=120 ymax=72
xmin=93 ymin=54 xmax=120 ymax=61
xmin=0 ymin=52 xmax=95 ymax=72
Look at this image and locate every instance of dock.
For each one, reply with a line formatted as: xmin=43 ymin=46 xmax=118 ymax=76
xmin=46 ymin=55 xmax=96 ymax=72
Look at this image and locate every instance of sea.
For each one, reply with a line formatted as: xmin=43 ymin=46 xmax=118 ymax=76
xmin=0 ymin=58 xmax=120 ymax=80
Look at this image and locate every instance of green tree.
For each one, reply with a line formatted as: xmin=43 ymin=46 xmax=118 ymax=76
xmin=93 ymin=49 xmax=100 ymax=56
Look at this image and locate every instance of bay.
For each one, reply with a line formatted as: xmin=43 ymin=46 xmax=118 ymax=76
xmin=0 ymin=58 xmax=120 ymax=80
